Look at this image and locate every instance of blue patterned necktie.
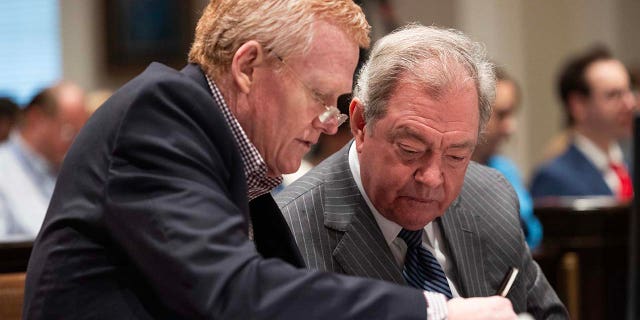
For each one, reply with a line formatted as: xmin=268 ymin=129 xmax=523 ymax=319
xmin=398 ymin=228 xmax=453 ymax=299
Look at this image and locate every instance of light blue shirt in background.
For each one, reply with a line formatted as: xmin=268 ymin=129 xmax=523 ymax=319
xmin=488 ymin=155 xmax=542 ymax=250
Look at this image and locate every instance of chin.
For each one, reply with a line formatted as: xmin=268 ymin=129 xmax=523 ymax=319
xmin=399 ymin=217 xmax=435 ymax=231
xmin=390 ymin=208 xmax=441 ymax=230
xmin=279 ymin=160 xmax=303 ymax=175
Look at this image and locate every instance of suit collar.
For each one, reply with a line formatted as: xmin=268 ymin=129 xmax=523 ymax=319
xmin=321 ymin=143 xmax=405 ymax=284
xmin=322 ymin=142 xmax=363 ymax=231
xmin=180 ymin=63 xmax=209 ymax=91
xmin=573 ymin=134 xmax=624 ymax=171
xmin=250 ymin=194 xmax=305 ymax=267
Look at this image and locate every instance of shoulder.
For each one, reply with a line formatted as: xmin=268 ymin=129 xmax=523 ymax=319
xmin=95 ymin=63 xmax=242 ymax=193
xmin=107 ymin=63 xmax=230 ymax=147
xmin=462 ymin=163 xmax=523 ymax=221
xmin=118 ymin=63 xmax=213 ymax=111
xmin=276 ymin=146 xmax=350 ymax=209
xmin=464 ymin=161 xmax=517 ymax=198
xmin=276 ymin=164 xmax=328 ymax=210
xmin=531 ymin=145 xmax=586 ymax=187
xmin=539 ymin=145 xmax=584 ymax=173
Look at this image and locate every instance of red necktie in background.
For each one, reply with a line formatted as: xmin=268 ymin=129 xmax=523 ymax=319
xmin=610 ymin=162 xmax=633 ymax=201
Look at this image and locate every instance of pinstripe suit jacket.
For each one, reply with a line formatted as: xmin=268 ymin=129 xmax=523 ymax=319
xmin=276 ymin=143 xmax=568 ymax=319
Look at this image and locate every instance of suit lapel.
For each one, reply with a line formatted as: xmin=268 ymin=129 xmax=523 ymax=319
xmin=439 ymin=195 xmax=491 ymax=297
xmin=250 ymin=194 xmax=305 ymax=268
xmin=322 ymin=144 xmax=405 ymax=284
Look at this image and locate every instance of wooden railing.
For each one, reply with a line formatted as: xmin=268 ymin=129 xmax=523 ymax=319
xmin=533 ymin=196 xmax=630 ymax=320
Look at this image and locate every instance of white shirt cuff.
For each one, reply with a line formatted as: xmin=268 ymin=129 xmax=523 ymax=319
xmin=423 ymin=291 xmax=448 ymax=320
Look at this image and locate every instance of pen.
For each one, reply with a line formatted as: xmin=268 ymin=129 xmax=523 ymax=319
xmin=497 ymin=267 xmax=519 ymax=297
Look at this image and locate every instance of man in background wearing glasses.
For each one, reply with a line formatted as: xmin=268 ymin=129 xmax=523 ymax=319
xmin=26 ymin=1 xmax=519 ymax=319
xmin=530 ymin=46 xmax=638 ymax=200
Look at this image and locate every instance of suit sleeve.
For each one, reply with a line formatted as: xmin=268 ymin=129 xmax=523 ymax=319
xmin=104 ymin=78 xmax=427 ymax=319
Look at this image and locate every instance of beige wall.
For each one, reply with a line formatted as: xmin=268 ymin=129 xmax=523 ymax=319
xmin=59 ymin=0 xmax=640 ymax=181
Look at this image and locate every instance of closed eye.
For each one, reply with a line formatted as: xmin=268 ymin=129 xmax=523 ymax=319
xmin=447 ymin=155 xmax=465 ymax=162
xmin=399 ymin=144 xmax=422 ymax=155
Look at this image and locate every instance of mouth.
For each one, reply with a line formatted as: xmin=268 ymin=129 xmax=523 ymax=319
xmin=296 ymin=139 xmax=314 ymax=149
xmin=401 ymin=196 xmax=440 ymax=204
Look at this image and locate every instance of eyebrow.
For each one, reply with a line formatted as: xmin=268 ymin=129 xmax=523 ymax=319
xmin=389 ymin=126 xmax=427 ymax=144
xmin=390 ymin=126 xmax=476 ymax=150
xmin=447 ymin=141 xmax=476 ymax=150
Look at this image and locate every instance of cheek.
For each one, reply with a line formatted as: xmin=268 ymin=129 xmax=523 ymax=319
xmin=443 ymin=169 xmax=466 ymax=200
xmin=361 ymin=148 xmax=408 ymax=197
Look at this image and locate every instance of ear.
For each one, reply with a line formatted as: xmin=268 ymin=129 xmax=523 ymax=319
xmin=349 ymin=98 xmax=367 ymax=152
xmin=567 ymin=92 xmax=588 ymax=123
xmin=230 ymin=41 xmax=266 ymax=94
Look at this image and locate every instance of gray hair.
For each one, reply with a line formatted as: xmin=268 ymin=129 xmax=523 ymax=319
xmin=353 ymin=24 xmax=495 ymax=135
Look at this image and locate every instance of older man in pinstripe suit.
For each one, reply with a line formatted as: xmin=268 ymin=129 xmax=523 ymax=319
xmin=276 ymin=25 xmax=567 ymax=319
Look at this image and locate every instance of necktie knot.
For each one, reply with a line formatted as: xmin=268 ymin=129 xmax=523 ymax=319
xmin=397 ymin=227 xmax=453 ymax=299
xmin=398 ymin=228 xmax=424 ymax=248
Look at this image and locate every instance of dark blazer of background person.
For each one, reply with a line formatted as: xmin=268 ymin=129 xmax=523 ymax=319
xmin=530 ymin=143 xmax=613 ymax=198
xmin=277 ymin=143 xmax=567 ymax=319
xmin=22 ymin=63 xmax=429 ymax=319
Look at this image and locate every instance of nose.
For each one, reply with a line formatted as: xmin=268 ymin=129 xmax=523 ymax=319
xmin=413 ymin=157 xmax=444 ymax=188
xmin=625 ymin=90 xmax=639 ymax=112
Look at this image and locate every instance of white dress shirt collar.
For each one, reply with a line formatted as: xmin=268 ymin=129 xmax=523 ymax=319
xmin=573 ymin=133 xmax=624 ymax=194
xmin=348 ymin=141 xmax=402 ymax=245
xmin=573 ymin=133 xmax=623 ymax=171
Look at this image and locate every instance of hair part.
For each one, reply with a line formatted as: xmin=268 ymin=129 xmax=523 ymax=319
xmin=188 ymin=0 xmax=370 ymax=78
xmin=353 ymin=24 xmax=495 ymax=136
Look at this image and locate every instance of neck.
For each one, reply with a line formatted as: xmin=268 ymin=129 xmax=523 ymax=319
xmin=212 ymin=73 xmax=272 ymax=175
xmin=18 ymin=126 xmax=42 ymax=155
xmin=18 ymin=127 xmax=58 ymax=171
xmin=575 ymin=127 xmax=613 ymax=154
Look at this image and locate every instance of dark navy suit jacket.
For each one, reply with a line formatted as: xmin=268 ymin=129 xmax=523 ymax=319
xmin=530 ymin=143 xmax=613 ymax=198
xmin=23 ymin=63 xmax=425 ymax=319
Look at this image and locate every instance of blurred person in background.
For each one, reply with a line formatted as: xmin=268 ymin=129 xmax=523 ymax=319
xmin=0 ymin=82 xmax=88 ymax=239
xmin=471 ymin=67 xmax=542 ymax=250
xmin=0 ymin=97 xmax=20 ymax=142
xmin=530 ymin=46 xmax=638 ymax=200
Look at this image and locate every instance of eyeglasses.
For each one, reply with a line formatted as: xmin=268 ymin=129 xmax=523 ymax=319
xmin=273 ymin=53 xmax=348 ymax=127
